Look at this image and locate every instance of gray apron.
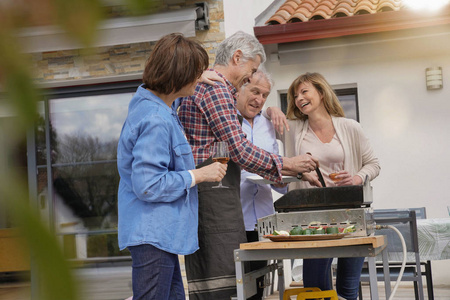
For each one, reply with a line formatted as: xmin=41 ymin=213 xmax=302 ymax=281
xmin=185 ymin=157 xmax=247 ymax=300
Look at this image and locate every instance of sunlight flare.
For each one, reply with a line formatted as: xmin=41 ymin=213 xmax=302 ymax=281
xmin=403 ymin=0 xmax=450 ymax=11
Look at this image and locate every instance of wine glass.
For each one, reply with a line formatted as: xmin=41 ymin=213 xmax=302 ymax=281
xmin=329 ymin=163 xmax=342 ymax=185
xmin=211 ymin=141 xmax=229 ymax=189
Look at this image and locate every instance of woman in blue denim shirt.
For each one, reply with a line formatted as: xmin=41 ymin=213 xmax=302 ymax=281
xmin=117 ymin=33 xmax=227 ymax=300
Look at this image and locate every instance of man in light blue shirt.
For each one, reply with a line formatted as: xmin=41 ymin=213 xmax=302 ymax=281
xmin=236 ymin=69 xmax=287 ymax=300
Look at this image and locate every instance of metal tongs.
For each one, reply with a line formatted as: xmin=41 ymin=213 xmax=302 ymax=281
xmin=315 ymin=167 xmax=327 ymax=188
xmin=307 ymin=152 xmax=326 ymax=188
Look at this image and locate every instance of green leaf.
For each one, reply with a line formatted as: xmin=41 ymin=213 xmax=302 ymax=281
xmin=1 ymin=171 xmax=79 ymax=300
xmin=125 ymin=0 xmax=163 ymax=16
xmin=51 ymin=0 xmax=104 ymax=48
xmin=0 ymin=33 xmax=38 ymax=128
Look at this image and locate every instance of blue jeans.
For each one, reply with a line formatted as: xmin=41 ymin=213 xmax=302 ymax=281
xmin=303 ymin=257 xmax=365 ymax=300
xmin=128 ymin=244 xmax=185 ymax=300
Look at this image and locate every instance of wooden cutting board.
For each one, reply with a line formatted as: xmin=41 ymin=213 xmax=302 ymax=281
xmin=240 ymin=235 xmax=385 ymax=250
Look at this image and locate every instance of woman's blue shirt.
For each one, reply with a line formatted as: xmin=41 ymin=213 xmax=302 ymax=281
xmin=117 ymin=85 xmax=198 ymax=255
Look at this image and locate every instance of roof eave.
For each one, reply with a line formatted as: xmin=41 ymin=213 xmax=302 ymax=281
xmin=254 ymin=8 xmax=450 ymax=45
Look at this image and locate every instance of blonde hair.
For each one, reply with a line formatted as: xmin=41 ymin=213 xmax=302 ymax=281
xmin=286 ymin=72 xmax=345 ymax=121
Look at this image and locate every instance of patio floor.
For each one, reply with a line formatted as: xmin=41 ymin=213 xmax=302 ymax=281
xmin=1 ymin=264 xmax=449 ymax=300
xmin=267 ymin=283 xmax=450 ymax=300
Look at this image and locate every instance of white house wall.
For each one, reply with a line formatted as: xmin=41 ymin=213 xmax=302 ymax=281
xmin=223 ymin=0 xmax=275 ymax=37
xmin=262 ymin=28 xmax=450 ymax=285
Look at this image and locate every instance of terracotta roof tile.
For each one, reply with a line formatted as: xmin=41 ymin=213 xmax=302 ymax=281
xmin=315 ymin=3 xmax=335 ymax=16
xmin=290 ymin=11 xmax=310 ymax=22
xmin=378 ymin=0 xmax=402 ymax=11
xmin=256 ymin=0 xmax=450 ymax=44
xmin=297 ymin=2 xmax=315 ymax=13
xmin=266 ymin=0 xmax=404 ymax=24
xmin=282 ymin=1 xmax=298 ymax=14
xmin=277 ymin=9 xmax=294 ymax=21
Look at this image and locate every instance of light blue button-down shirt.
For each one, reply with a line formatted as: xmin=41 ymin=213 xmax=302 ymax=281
xmin=117 ymin=85 xmax=198 ymax=255
xmin=239 ymin=113 xmax=287 ymax=231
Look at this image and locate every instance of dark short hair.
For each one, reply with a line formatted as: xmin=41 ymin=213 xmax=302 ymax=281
xmin=143 ymin=33 xmax=209 ymax=94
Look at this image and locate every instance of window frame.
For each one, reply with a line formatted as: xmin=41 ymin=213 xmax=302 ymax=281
xmin=28 ymin=78 xmax=142 ymax=261
xmin=278 ymin=86 xmax=359 ymax=122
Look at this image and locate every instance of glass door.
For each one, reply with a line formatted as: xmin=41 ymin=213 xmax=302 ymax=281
xmin=37 ymin=92 xmax=131 ymax=258
xmin=32 ymin=80 xmax=140 ymax=299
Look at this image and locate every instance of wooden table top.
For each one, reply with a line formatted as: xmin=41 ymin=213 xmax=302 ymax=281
xmin=240 ymin=235 xmax=386 ymax=250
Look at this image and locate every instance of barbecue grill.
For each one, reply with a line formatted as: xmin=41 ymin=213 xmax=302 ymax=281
xmin=257 ymin=177 xmax=375 ymax=239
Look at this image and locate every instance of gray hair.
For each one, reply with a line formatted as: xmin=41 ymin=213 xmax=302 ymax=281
xmin=214 ymin=31 xmax=266 ymax=67
xmin=241 ymin=66 xmax=274 ymax=92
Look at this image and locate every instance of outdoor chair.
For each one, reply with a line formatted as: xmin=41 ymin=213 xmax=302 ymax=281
xmin=358 ymin=208 xmax=432 ymax=300
xmin=398 ymin=207 xmax=433 ymax=300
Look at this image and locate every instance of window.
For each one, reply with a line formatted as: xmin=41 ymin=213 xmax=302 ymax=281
xmin=279 ymin=87 xmax=359 ymax=121
xmin=33 ymin=79 xmax=141 ymax=260
xmin=335 ymin=88 xmax=359 ymax=121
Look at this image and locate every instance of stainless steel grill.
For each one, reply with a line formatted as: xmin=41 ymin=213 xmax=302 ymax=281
xmin=257 ymin=178 xmax=375 ymax=239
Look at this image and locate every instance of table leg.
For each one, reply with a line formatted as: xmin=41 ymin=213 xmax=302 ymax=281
xmin=277 ymin=260 xmax=284 ymax=300
xmin=425 ymin=261 xmax=434 ymax=300
xmin=367 ymin=256 xmax=379 ymax=300
xmin=381 ymin=247 xmax=391 ymax=299
xmin=235 ymin=260 xmax=245 ymax=300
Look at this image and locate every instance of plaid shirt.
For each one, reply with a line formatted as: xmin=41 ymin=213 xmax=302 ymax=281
xmin=178 ymin=70 xmax=283 ymax=183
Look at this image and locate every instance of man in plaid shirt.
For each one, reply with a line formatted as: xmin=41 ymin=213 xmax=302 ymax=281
xmin=179 ymin=31 xmax=318 ymax=300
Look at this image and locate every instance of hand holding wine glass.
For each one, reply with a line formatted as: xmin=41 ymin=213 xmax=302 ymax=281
xmin=211 ymin=141 xmax=229 ymax=188
xmin=329 ymin=163 xmax=343 ymax=185
xmin=329 ymin=163 xmax=355 ymax=186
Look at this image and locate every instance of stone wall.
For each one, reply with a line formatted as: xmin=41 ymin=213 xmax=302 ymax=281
xmin=30 ymin=0 xmax=225 ymax=83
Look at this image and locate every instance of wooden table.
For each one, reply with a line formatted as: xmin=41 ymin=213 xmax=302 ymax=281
xmin=234 ymin=235 xmax=390 ymax=300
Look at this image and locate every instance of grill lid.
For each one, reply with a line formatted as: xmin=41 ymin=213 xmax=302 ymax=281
xmin=274 ymin=177 xmax=373 ymax=212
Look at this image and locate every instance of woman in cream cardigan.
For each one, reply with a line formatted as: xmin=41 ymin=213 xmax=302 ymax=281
xmin=268 ymin=72 xmax=380 ymax=300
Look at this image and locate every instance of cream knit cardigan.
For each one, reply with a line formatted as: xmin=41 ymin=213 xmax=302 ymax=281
xmin=280 ymin=116 xmax=380 ymax=190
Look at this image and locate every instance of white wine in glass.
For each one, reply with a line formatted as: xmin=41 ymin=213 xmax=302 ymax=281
xmin=211 ymin=141 xmax=229 ymax=188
